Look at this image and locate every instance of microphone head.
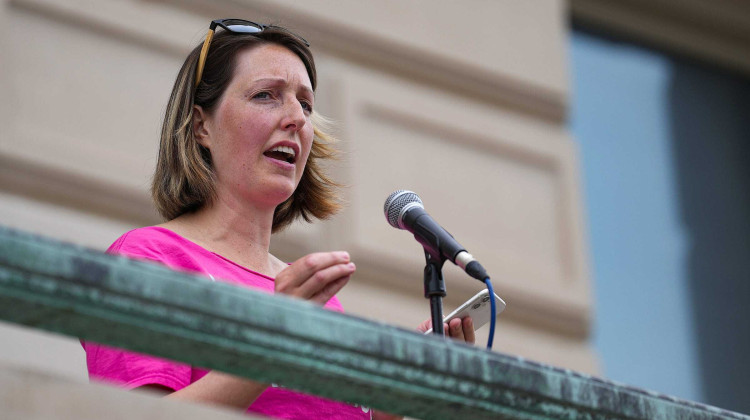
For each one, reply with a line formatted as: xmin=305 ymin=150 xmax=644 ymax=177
xmin=384 ymin=190 xmax=424 ymax=229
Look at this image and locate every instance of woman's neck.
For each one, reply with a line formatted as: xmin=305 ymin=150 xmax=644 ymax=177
xmin=159 ymin=198 xmax=281 ymax=276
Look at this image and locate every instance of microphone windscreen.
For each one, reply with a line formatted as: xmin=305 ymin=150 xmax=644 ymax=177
xmin=384 ymin=190 xmax=423 ymax=229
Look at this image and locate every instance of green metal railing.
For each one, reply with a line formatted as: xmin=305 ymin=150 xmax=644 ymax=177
xmin=0 ymin=225 xmax=746 ymax=420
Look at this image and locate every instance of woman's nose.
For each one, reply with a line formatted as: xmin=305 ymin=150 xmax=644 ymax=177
xmin=282 ymin=98 xmax=306 ymax=131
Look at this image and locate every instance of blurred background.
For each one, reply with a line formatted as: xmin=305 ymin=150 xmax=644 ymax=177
xmin=0 ymin=0 xmax=747 ymax=415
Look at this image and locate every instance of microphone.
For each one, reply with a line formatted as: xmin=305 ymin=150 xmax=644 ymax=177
xmin=384 ymin=190 xmax=488 ymax=281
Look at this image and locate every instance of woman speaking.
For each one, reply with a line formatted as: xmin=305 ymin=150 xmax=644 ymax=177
xmin=83 ymin=19 xmax=474 ymax=419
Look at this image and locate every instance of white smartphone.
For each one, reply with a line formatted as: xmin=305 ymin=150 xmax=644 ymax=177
xmin=424 ymin=289 xmax=506 ymax=334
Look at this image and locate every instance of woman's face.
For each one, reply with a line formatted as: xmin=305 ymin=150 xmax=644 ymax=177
xmin=195 ymin=43 xmax=314 ymax=210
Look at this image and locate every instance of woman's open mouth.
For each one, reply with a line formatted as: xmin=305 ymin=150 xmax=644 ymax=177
xmin=263 ymin=146 xmax=297 ymax=164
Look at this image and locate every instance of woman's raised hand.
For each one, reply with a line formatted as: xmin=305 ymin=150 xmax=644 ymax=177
xmin=275 ymin=251 xmax=355 ymax=305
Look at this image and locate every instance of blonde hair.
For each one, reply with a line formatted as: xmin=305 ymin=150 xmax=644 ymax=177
xmin=152 ymin=28 xmax=341 ymax=232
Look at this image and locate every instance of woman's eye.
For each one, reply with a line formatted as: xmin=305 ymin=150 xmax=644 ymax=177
xmin=300 ymin=100 xmax=313 ymax=113
xmin=253 ymin=91 xmax=272 ymax=100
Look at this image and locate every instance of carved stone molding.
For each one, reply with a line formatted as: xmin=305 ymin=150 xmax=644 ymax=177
xmin=8 ymin=0 xmax=200 ymax=57
xmin=158 ymin=0 xmax=569 ymax=122
xmin=571 ymin=0 xmax=750 ymax=76
xmin=0 ymin=153 xmax=158 ymax=226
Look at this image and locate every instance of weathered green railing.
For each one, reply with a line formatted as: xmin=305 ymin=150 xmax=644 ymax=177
xmin=0 ymin=225 xmax=747 ymax=420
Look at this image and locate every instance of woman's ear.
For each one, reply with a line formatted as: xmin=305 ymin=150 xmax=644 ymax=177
xmin=192 ymin=105 xmax=211 ymax=149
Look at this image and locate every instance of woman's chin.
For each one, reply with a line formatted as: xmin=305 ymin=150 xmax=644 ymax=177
xmin=253 ymin=181 xmax=297 ymax=206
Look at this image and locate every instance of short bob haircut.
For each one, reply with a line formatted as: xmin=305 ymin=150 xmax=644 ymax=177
xmin=152 ymin=25 xmax=340 ymax=232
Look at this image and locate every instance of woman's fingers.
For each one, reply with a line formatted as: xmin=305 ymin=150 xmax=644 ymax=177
xmin=445 ymin=317 xmax=475 ymax=344
xmin=417 ymin=316 xmax=476 ymax=345
xmin=461 ymin=317 xmax=475 ymax=344
xmin=275 ymin=251 xmax=355 ymax=302
xmin=416 ymin=318 xmax=432 ymax=334
xmin=284 ymin=252 xmax=351 ymax=287
xmin=309 ymin=271 xmax=352 ymax=305
xmin=298 ymin=261 xmax=355 ymax=302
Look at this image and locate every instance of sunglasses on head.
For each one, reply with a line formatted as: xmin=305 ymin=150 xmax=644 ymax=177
xmin=195 ymin=18 xmax=310 ymax=88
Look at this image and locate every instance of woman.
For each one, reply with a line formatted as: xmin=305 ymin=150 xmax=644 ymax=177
xmin=83 ymin=19 xmax=474 ymax=419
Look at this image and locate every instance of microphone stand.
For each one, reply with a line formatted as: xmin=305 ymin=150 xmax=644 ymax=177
xmin=423 ymin=249 xmax=447 ymax=337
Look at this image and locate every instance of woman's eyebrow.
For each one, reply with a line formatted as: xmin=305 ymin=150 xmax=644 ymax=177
xmin=252 ymin=77 xmax=314 ymax=96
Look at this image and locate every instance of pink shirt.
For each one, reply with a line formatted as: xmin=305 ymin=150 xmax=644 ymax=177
xmin=83 ymin=226 xmax=371 ymax=419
